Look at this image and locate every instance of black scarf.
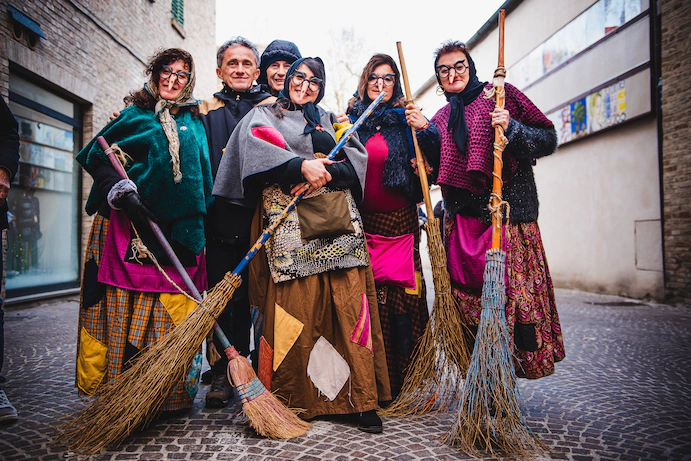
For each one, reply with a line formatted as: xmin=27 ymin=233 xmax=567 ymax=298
xmin=278 ymin=57 xmax=325 ymax=134
xmin=442 ymin=54 xmax=486 ymax=154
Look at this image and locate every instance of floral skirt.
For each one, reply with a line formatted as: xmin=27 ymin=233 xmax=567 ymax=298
xmin=444 ymin=217 xmax=565 ymax=379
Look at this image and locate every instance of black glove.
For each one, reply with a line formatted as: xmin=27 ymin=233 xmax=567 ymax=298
xmin=113 ymin=190 xmax=157 ymax=228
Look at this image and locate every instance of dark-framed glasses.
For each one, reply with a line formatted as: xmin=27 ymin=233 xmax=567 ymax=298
xmin=160 ymin=65 xmax=191 ymax=85
xmin=367 ymin=73 xmax=396 ymax=87
xmin=435 ymin=60 xmax=468 ymax=79
xmin=291 ymin=71 xmax=323 ymax=92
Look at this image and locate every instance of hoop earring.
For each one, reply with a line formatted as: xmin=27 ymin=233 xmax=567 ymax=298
xmin=436 ymin=85 xmax=445 ymax=96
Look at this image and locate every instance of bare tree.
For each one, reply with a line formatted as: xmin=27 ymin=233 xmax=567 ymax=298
xmin=322 ymin=27 xmax=370 ymax=114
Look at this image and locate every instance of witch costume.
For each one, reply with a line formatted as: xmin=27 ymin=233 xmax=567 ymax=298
xmin=346 ymin=89 xmax=438 ymax=397
xmin=75 ymin=58 xmax=213 ymax=411
xmin=213 ymin=58 xmax=391 ymax=421
xmin=429 ymin=51 xmax=565 ymax=379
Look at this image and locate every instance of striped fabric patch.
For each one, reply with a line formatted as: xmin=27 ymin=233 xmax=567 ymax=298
xmin=350 ymin=293 xmax=373 ymax=353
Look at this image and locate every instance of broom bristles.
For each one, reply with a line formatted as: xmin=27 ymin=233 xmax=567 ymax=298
xmin=227 ymin=350 xmax=311 ymax=439
xmin=443 ymin=249 xmax=544 ymax=457
xmin=57 ymin=273 xmax=247 ymax=455
xmin=382 ymin=218 xmax=471 ymax=416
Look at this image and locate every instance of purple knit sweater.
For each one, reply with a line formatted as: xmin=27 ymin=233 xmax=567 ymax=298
xmin=431 ymin=83 xmax=553 ymax=195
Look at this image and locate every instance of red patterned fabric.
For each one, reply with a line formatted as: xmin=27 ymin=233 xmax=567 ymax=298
xmin=432 ymin=83 xmax=553 ymax=195
xmin=444 ymin=217 xmax=565 ymax=379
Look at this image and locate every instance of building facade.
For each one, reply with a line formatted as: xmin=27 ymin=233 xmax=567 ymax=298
xmin=1 ymin=0 xmax=216 ymax=302
xmin=415 ymin=0 xmax=683 ymax=303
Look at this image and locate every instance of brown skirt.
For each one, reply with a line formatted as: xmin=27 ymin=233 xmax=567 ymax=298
xmin=249 ymin=204 xmax=391 ymax=419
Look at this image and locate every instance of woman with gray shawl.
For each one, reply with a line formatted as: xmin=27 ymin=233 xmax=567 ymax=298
xmin=214 ymin=57 xmax=391 ymax=433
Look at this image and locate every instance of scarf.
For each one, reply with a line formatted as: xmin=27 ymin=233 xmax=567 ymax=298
xmin=442 ymin=53 xmax=487 ymax=155
xmin=144 ymin=61 xmax=199 ymax=183
xmin=278 ymin=57 xmax=325 ymax=134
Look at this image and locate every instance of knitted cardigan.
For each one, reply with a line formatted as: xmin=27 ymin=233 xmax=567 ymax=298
xmin=430 ymin=83 xmax=557 ymax=223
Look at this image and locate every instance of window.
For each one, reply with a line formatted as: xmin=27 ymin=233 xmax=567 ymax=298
xmin=172 ymin=0 xmax=184 ymax=27
xmin=6 ymin=73 xmax=82 ymax=298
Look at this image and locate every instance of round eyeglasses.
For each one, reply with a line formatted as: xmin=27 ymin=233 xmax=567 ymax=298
xmin=160 ymin=65 xmax=191 ymax=85
xmin=435 ymin=60 xmax=468 ymax=79
xmin=291 ymin=71 xmax=323 ymax=92
xmin=367 ymin=73 xmax=396 ymax=87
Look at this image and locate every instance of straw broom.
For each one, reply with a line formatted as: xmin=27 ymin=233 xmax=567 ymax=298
xmin=442 ymin=10 xmax=543 ymax=456
xmin=382 ymin=42 xmax=471 ymax=417
xmin=58 ymin=92 xmax=386 ymax=455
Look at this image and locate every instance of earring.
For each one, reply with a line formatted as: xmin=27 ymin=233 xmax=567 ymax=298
xmin=436 ymin=85 xmax=445 ymax=96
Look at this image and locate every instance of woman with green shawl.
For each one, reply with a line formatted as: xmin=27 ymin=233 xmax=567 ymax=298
xmin=74 ymin=48 xmax=213 ymax=413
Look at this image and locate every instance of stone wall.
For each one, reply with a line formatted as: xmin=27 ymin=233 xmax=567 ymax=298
xmin=661 ymin=0 xmax=691 ymax=306
xmin=1 ymin=0 xmax=216 ymax=271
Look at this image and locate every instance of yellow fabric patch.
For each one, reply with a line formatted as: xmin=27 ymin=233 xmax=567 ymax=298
xmin=273 ymin=303 xmax=304 ymax=372
xmin=405 ymin=271 xmax=422 ymax=297
xmin=159 ymin=293 xmax=198 ymax=326
xmin=77 ymin=327 xmax=108 ymax=396
xmin=333 ymin=122 xmax=353 ymax=141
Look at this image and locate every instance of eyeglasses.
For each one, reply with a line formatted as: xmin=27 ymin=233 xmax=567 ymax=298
xmin=291 ymin=71 xmax=323 ymax=92
xmin=367 ymin=73 xmax=396 ymax=87
xmin=160 ymin=65 xmax=191 ymax=85
xmin=435 ymin=60 xmax=468 ymax=79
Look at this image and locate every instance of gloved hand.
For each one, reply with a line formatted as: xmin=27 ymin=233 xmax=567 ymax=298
xmin=113 ymin=190 xmax=157 ymax=227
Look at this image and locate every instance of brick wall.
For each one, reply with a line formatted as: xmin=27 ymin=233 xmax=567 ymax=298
xmin=1 ymin=0 xmax=216 ymax=283
xmin=661 ymin=0 xmax=691 ymax=306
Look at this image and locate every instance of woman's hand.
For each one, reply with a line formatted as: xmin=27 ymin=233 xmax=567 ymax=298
xmin=301 ymin=158 xmax=333 ymax=190
xmin=335 ymin=113 xmax=349 ymax=123
xmin=405 ymin=103 xmax=429 ymax=130
xmin=490 ymin=107 xmax=510 ymax=131
xmin=290 ymin=182 xmax=310 ymax=196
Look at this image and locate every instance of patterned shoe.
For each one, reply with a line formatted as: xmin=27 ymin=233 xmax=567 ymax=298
xmin=0 ymin=390 xmax=17 ymax=424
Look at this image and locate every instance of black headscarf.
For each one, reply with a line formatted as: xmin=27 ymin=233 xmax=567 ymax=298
xmin=436 ymin=51 xmax=487 ymax=154
xmin=278 ymin=57 xmax=325 ymax=134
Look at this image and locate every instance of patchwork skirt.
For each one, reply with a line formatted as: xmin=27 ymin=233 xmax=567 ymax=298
xmin=76 ymin=214 xmax=200 ymax=411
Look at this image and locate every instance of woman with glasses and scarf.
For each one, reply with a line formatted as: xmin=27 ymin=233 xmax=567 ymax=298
xmin=214 ymin=57 xmax=391 ymax=433
xmin=344 ymin=54 xmax=438 ymax=399
xmin=75 ymin=48 xmax=213 ymax=413
xmin=427 ymin=40 xmax=564 ymax=380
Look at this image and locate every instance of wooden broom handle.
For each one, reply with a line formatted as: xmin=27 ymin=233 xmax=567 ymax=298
xmin=396 ymin=41 xmax=434 ymax=219
xmin=490 ymin=9 xmax=506 ymax=250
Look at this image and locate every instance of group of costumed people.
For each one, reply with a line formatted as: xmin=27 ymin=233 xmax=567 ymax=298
xmin=74 ymin=36 xmax=564 ymax=435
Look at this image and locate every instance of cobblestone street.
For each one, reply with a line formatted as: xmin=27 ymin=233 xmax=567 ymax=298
xmin=1 ymin=288 xmax=690 ymax=460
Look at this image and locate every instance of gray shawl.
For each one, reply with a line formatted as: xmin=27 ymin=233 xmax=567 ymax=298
xmin=212 ymin=105 xmax=368 ymax=207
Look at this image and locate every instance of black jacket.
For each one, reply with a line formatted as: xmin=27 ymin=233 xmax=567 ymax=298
xmin=0 ymin=98 xmax=21 ymax=231
xmin=199 ymin=84 xmax=273 ymax=243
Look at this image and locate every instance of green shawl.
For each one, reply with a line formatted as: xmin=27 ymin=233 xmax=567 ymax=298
xmin=77 ymin=105 xmax=213 ymax=254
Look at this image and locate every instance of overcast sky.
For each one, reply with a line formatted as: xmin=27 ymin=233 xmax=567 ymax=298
xmin=216 ymin=0 xmax=505 ymax=110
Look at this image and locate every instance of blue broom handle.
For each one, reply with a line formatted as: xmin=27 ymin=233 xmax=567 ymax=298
xmin=232 ymin=91 xmax=386 ymax=276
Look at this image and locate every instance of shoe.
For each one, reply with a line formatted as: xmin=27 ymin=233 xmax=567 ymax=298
xmin=0 ymin=390 xmax=17 ymax=424
xmin=0 ymin=375 xmax=6 ymax=384
xmin=357 ymin=410 xmax=382 ymax=434
xmin=201 ymin=369 xmax=213 ymax=385
xmin=205 ymin=373 xmax=232 ymax=408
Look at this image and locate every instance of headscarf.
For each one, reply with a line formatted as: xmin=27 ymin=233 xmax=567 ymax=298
xmin=278 ymin=57 xmax=325 ymax=134
xmin=258 ymin=40 xmax=302 ymax=86
xmin=437 ymin=51 xmax=487 ymax=155
xmin=144 ymin=57 xmax=198 ymax=183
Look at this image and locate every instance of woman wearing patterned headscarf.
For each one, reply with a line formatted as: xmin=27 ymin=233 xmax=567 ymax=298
xmin=344 ymin=54 xmax=438 ymax=399
xmin=74 ymin=48 xmax=213 ymax=413
xmin=427 ymin=40 xmax=565 ymax=380
xmin=214 ymin=57 xmax=391 ymax=433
